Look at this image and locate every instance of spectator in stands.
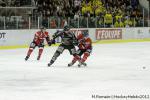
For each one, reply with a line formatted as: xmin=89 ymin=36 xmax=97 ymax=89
xmin=42 ymin=17 xmax=48 ymax=28
xmin=50 ymin=17 xmax=57 ymax=28
xmin=74 ymin=0 xmax=81 ymax=13
xmin=93 ymin=0 xmax=105 ymax=16
xmin=60 ymin=18 xmax=67 ymax=28
xmin=131 ymin=0 xmax=139 ymax=9
xmin=0 ymin=0 xmax=6 ymax=7
xmin=104 ymin=10 xmax=113 ymax=27
xmin=114 ymin=19 xmax=124 ymax=27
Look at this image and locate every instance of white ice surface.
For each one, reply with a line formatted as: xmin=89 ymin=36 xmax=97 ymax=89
xmin=0 ymin=42 xmax=150 ymax=100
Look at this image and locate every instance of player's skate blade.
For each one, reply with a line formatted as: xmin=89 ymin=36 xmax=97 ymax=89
xmin=47 ymin=63 xmax=52 ymax=67
xmin=37 ymin=56 xmax=40 ymax=60
xmin=68 ymin=62 xmax=75 ymax=67
xmin=47 ymin=61 xmax=54 ymax=67
xmin=78 ymin=62 xmax=87 ymax=67
xmin=25 ymin=56 xmax=29 ymax=61
xmin=82 ymin=62 xmax=87 ymax=66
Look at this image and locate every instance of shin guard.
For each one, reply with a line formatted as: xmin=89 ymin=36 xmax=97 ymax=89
xmin=81 ymin=52 xmax=90 ymax=63
xmin=37 ymin=48 xmax=43 ymax=60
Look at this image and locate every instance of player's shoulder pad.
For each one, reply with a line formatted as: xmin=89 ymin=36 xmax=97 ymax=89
xmin=35 ymin=31 xmax=40 ymax=35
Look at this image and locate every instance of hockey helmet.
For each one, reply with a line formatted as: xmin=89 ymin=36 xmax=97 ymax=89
xmin=82 ymin=30 xmax=89 ymax=37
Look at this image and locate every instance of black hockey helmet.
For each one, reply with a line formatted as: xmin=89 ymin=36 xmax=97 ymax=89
xmin=63 ymin=25 xmax=70 ymax=31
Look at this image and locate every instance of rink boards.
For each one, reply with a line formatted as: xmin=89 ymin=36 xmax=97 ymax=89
xmin=0 ymin=27 xmax=150 ymax=49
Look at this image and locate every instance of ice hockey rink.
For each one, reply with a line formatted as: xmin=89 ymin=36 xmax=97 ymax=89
xmin=0 ymin=42 xmax=150 ymax=100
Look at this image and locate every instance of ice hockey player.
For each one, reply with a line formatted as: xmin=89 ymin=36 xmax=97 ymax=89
xmin=25 ymin=27 xmax=51 ymax=61
xmin=68 ymin=30 xmax=92 ymax=67
xmin=47 ymin=25 xmax=78 ymax=67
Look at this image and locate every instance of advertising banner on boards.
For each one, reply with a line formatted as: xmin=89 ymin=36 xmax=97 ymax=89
xmin=96 ymin=29 xmax=122 ymax=40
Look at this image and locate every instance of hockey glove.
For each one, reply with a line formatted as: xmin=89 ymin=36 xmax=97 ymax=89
xmin=48 ymin=41 xmax=52 ymax=46
xmin=51 ymin=39 xmax=55 ymax=44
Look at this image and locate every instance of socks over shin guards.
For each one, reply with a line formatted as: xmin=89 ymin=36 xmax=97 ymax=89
xmin=27 ymin=48 xmax=33 ymax=57
xmin=81 ymin=52 xmax=90 ymax=63
xmin=38 ymin=48 xmax=43 ymax=59
xmin=72 ymin=55 xmax=81 ymax=63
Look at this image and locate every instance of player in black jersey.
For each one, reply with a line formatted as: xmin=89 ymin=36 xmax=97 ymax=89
xmin=47 ymin=25 xmax=78 ymax=67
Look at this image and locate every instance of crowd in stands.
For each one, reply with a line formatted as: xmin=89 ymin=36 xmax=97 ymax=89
xmin=0 ymin=0 xmax=35 ymax=29
xmin=34 ymin=0 xmax=82 ymax=28
xmin=0 ymin=0 xmax=34 ymax=7
xmin=36 ymin=0 xmax=143 ymax=28
xmin=36 ymin=0 xmax=80 ymax=17
xmin=81 ymin=0 xmax=142 ymax=27
xmin=0 ymin=0 xmax=146 ymax=29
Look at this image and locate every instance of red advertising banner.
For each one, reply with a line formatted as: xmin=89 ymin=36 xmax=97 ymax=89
xmin=96 ymin=29 xmax=122 ymax=40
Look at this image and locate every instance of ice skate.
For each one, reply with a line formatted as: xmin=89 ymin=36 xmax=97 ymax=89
xmin=78 ymin=62 xmax=87 ymax=67
xmin=47 ymin=60 xmax=54 ymax=67
xmin=25 ymin=56 xmax=29 ymax=61
xmin=68 ymin=62 xmax=75 ymax=67
xmin=37 ymin=56 xmax=40 ymax=60
xmin=47 ymin=63 xmax=52 ymax=67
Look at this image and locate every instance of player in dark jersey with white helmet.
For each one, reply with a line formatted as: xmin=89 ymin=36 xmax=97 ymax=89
xmin=47 ymin=25 xmax=78 ymax=67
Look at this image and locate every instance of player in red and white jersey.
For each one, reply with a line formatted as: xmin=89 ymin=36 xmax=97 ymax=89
xmin=25 ymin=27 xmax=52 ymax=61
xmin=68 ymin=30 xmax=92 ymax=67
